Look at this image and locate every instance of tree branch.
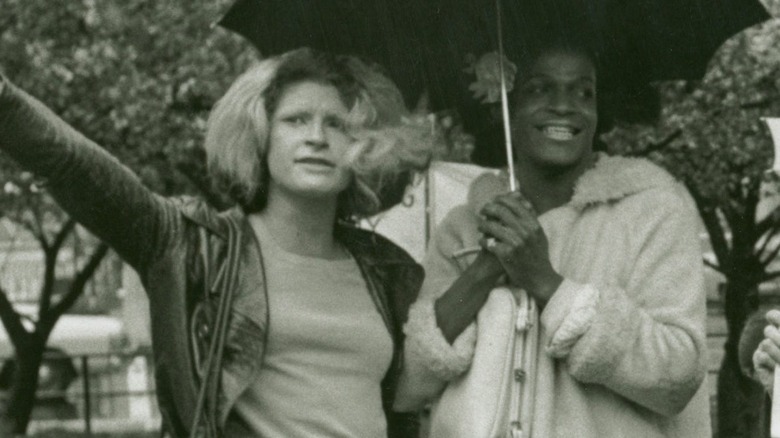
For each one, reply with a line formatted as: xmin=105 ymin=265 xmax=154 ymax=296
xmin=14 ymin=216 xmax=49 ymax=251
xmin=51 ymin=219 xmax=76 ymax=254
xmin=31 ymin=202 xmax=48 ymax=247
xmin=741 ymin=98 xmax=777 ymax=110
xmin=744 ymin=179 xmax=761 ymax=238
xmin=756 ymin=204 xmax=780 ymax=240
xmin=47 ymin=243 xmax=110 ymax=323
xmin=704 ymin=258 xmax=724 ymax=274
xmin=722 ymin=206 xmax=744 ymax=242
xmin=688 ymin=185 xmax=731 ymax=270
xmin=757 ymin=232 xmax=777 ymax=263
xmin=38 ymin=219 xmax=76 ymax=317
xmin=38 ymin=247 xmax=58 ymax=319
xmin=760 ymin=240 xmax=780 ymax=269
xmin=762 ymin=270 xmax=780 ymax=282
xmin=756 ymin=218 xmax=780 ymax=257
xmin=0 ymin=285 xmax=30 ymax=351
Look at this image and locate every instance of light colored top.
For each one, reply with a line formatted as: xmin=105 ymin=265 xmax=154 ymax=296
xmin=396 ymin=155 xmax=711 ymax=437
xmin=234 ymin=222 xmax=393 ymax=438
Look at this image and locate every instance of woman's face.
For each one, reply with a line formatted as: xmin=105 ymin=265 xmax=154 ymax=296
xmin=511 ymin=49 xmax=598 ymax=171
xmin=266 ymin=81 xmax=353 ymax=201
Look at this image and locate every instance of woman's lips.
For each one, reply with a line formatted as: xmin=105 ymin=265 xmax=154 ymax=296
xmin=537 ymin=125 xmax=581 ymax=141
xmin=295 ymin=157 xmax=336 ymax=167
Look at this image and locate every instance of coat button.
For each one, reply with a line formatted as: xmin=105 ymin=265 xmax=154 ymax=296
xmin=514 ymin=368 xmax=525 ymax=382
xmin=198 ymin=324 xmax=210 ymax=339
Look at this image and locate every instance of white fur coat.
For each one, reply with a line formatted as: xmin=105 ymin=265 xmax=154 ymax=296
xmin=396 ymin=155 xmax=711 ymax=437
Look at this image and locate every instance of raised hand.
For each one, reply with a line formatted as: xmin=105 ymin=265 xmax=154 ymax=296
xmin=478 ymin=191 xmax=562 ymax=305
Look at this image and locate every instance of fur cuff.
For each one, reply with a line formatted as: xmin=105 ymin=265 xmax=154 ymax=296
xmin=403 ymin=298 xmax=477 ymax=381
xmin=543 ymin=281 xmax=599 ymax=358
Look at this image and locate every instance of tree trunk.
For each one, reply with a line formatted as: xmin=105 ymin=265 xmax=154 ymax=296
xmin=717 ymin=280 xmax=764 ymax=438
xmin=717 ymin=340 xmax=767 ymax=437
xmin=0 ymin=340 xmax=46 ymax=436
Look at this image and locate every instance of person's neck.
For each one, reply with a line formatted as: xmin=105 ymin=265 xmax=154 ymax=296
xmin=250 ymin=189 xmax=343 ymax=259
xmin=515 ymin=154 xmax=596 ymax=215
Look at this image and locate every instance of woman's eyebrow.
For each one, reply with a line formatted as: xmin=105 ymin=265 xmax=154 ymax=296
xmin=276 ymin=107 xmax=308 ymax=115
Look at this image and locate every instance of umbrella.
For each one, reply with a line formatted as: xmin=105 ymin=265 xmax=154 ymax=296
xmin=217 ymin=0 xmax=456 ymax=113
xmin=217 ymin=0 xmax=770 ymax=166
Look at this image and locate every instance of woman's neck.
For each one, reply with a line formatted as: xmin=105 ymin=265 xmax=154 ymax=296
xmin=250 ymin=188 xmax=343 ymax=259
xmin=515 ymin=154 xmax=596 ymax=215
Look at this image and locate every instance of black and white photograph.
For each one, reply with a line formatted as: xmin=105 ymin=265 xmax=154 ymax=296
xmin=1 ymin=0 xmax=780 ymax=437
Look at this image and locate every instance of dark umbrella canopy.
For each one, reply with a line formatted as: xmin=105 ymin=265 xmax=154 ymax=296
xmin=469 ymin=0 xmax=771 ymax=85
xmin=218 ymin=0 xmax=450 ymax=110
xmin=219 ymin=0 xmax=768 ymax=104
xmin=218 ymin=0 xmax=769 ymax=165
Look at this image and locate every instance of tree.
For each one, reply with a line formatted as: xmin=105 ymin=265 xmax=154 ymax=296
xmin=0 ymin=0 xmax=255 ymax=433
xmin=605 ymin=10 xmax=780 ymax=437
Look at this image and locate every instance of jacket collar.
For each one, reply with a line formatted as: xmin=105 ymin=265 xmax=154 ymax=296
xmin=177 ymin=196 xmax=417 ymax=268
xmin=336 ymin=223 xmax=421 ymax=267
xmin=468 ymin=154 xmax=677 ymax=212
xmin=569 ymin=154 xmax=677 ymax=209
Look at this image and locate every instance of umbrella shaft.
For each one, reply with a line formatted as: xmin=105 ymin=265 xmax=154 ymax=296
xmin=496 ymin=0 xmax=516 ymax=191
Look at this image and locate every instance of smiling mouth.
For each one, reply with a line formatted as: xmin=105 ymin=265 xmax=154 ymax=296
xmin=538 ymin=125 xmax=581 ymax=141
xmin=295 ymin=157 xmax=336 ymax=167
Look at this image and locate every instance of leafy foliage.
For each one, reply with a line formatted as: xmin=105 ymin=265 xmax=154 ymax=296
xmin=606 ymin=17 xmax=780 ymax=275
xmin=0 ymin=0 xmax=258 ymax=199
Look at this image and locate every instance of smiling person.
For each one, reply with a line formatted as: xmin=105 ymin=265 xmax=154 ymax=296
xmin=0 ymin=48 xmax=438 ymax=437
xmin=394 ymin=39 xmax=711 ymax=436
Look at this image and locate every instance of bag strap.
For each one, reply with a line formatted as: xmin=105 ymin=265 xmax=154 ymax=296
xmin=189 ymin=217 xmax=242 ymax=438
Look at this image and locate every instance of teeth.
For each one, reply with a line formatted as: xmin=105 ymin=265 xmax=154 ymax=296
xmin=542 ymin=126 xmax=575 ymax=141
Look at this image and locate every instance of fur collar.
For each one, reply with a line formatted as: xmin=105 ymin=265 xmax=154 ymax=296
xmin=468 ymin=154 xmax=678 ymax=212
xmin=569 ymin=154 xmax=677 ymax=209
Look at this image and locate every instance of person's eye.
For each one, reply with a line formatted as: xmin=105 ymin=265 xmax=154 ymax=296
xmin=572 ymin=81 xmax=596 ymax=100
xmin=284 ymin=115 xmax=307 ymax=125
xmin=578 ymin=86 xmax=595 ymax=100
xmin=326 ymin=117 xmax=347 ymax=132
xmin=524 ymin=82 xmax=548 ymax=95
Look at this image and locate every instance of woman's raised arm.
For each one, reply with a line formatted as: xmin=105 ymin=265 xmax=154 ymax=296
xmin=0 ymin=76 xmax=180 ymax=270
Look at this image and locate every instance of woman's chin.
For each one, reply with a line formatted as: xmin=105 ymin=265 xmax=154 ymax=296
xmin=522 ymin=144 xmax=594 ymax=173
xmin=529 ymin=154 xmax=586 ymax=172
xmin=287 ymin=184 xmax=346 ymax=201
xmin=272 ymin=173 xmax=350 ymax=201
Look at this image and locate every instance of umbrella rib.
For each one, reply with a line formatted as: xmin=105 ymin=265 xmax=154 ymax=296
xmin=496 ymin=0 xmax=517 ymax=191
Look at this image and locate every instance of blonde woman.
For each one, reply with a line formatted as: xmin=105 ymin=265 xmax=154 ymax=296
xmin=0 ymin=48 xmax=437 ymax=437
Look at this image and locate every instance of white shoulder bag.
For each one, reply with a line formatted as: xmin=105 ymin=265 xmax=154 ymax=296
xmin=429 ymin=287 xmax=538 ymax=438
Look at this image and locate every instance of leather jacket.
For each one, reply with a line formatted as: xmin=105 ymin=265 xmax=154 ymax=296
xmin=166 ymin=202 xmax=423 ymax=437
xmin=0 ymin=77 xmax=423 ymax=437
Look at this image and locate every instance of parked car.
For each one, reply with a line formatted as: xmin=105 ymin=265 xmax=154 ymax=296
xmin=0 ymin=306 xmax=127 ymax=419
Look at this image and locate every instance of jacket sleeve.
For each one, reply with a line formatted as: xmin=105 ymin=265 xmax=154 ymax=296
xmin=540 ymin=188 xmax=708 ymax=417
xmin=0 ymin=76 xmax=180 ymax=271
xmin=394 ymin=206 xmax=479 ymax=411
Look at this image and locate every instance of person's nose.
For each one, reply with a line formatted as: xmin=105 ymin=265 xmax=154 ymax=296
xmin=547 ymin=88 xmax=576 ymax=114
xmin=305 ymin=119 xmax=328 ymax=149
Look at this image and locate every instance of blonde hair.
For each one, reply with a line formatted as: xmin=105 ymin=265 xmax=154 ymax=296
xmin=204 ymin=48 xmax=440 ymax=218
